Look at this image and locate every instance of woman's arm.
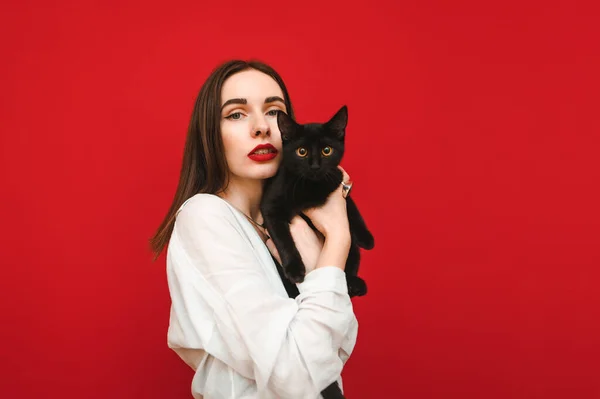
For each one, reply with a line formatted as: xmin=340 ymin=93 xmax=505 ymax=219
xmin=167 ymin=194 xmax=358 ymax=398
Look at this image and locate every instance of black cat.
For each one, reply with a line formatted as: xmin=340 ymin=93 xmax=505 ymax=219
xmin=261 ymin=105 xmax=374 ymax=398
xmin=261 ymin=105 xmax=375 ymax=297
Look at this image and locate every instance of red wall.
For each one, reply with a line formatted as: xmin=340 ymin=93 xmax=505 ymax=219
xmin=2 ymin=0 xmax=599 ymax=398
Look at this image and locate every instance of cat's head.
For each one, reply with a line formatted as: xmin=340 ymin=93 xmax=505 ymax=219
xmin=276 ymin=105 xmax=348 ymax=180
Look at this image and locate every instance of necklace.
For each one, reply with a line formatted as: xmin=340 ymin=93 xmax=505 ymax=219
xmin=243 ymin=213 xmax=271 ymax=240
xmin=244 ymin=213 xmax=265 ymax=229
xmin=227 ymin=202 xmax=270 ymax=240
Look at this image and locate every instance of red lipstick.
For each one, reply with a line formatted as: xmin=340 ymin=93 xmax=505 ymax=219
xmin=248 ymin=144 xmax=278 ymax=162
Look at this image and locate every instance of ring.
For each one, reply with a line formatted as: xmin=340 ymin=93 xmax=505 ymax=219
xmin=341 ymin=180 xmax=353 ymax=198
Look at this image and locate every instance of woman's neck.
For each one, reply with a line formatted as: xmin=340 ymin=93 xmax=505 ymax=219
xmin=217 ymin=176 xmax=265 ymax=223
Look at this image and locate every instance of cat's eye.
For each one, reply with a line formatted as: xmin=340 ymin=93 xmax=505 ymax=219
xmin=296 ymin=147 xmax=308 ymax=157
xmin=321 ymin=146 xmax=333 ymax=156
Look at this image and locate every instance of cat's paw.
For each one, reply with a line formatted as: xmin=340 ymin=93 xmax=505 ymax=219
xmin=347 ymin=275 xmax=367 ymax=297
xmin=284 ymin=258 xmax=307 ymax=283
xmin=356 ymin=230 xmax=374 ymax=250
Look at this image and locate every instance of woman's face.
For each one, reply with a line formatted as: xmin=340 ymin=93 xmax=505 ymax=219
xmin=220 ymin=69 xmax=288 ymax=184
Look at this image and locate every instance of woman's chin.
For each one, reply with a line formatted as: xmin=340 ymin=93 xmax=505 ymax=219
xmin=236 ymin=163 xmax=280 ymax=181
xmin=254 ymin=166 xmax=279 ymax=180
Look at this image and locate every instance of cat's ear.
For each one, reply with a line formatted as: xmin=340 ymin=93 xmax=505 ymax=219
xmin=326 ymin=105 xmax=348 ymax=139
xmin=277 ymin=110 xmax=298 ymax=141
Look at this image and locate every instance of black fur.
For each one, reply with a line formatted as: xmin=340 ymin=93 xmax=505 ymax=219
xmin=262 ymin=105 xmax=374 ymax=295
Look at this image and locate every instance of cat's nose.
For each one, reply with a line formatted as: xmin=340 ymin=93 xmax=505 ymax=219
xmin=310 ymin=163 xmax=320 ymax=170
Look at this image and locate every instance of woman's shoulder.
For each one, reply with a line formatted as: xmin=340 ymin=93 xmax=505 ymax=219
xmin=170 ymin=193 xmax=254 ymax=254
xmin=176 ymin=193 xmax=235 ymax=220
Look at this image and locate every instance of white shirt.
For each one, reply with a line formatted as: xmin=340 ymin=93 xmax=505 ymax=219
xmin=166 ymin=193 xmax=359 ymax=399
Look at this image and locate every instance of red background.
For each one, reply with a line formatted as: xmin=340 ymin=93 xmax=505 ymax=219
xmin=2 ymin=0 xmax=599 ymax=398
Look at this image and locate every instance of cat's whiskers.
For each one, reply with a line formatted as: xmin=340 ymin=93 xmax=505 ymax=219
xmin=323 ymin=170 xmax=338 ymax=187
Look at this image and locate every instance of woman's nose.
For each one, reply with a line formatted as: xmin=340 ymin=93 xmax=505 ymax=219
xmin=251 ymin=115 xmax=270 ymax=137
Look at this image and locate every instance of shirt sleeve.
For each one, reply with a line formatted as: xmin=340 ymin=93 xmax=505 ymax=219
xmin=166 ymin=195 xmax=358 ymax=398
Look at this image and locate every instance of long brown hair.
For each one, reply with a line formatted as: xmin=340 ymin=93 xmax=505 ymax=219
xmin=149 ymin=59 xmax=295 ymax=260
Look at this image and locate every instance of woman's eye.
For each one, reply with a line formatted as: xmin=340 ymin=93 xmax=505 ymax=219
xmin=225 ymin=112 xmax=243 ymax=120
xmin=296 ymin=147 xmax=308 ymax=157
xmin=266 ymin=109 xmax=279 ymax=116
xmin=321 ymin=146 xmax=333 ymax=156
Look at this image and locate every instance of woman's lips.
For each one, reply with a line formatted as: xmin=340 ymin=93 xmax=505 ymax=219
xmin=248 ymin=152 xmax=277 ymax=162
xmin=248 ymin=144 xmax=278 ymax=162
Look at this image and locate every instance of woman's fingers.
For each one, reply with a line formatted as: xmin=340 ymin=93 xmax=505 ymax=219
xmin=338 ymin=165 xmax=351 ymax=183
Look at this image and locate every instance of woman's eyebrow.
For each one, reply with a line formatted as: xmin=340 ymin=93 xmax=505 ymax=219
xmin=221 ymin=98 xmax=246 ymax=111
xmin=221 ymin=96 xmax=285 ymax=111
xmin=264 ymin=96 xmax=285 ymax=105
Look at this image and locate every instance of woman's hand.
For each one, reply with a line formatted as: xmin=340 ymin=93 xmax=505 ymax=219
xmin=265 ymin=216 xmax=325 ymax=274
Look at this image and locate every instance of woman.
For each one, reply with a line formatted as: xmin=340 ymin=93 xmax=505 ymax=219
xmin=150 ymin=60 xmax=358 ymax=398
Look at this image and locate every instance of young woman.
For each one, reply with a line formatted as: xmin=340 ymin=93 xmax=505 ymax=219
xmin=150 ymin=60 xmax=358 ymax=398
